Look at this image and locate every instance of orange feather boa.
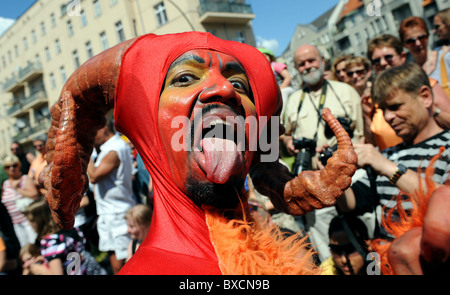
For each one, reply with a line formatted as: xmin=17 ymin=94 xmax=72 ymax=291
xmin=204 ymin=201 xmax=320 ymax=275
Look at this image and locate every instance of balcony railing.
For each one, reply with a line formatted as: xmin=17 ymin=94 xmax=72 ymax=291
xmin=3 ymin=76 xmax=17 ymax=91
xmin=18 ymin=61 xmax=43 ymax=80
xmin=3 ymin=61 xmax=43 ymax=92
xmin=7 ymin=89 xmax=47 ymax=116
xmin=13 ymin=119 xmax=51 ymax=142
xmin=198 ymin=1 xmax=253 ymax=16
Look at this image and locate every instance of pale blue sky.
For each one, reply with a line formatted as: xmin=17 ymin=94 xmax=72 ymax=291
xmin=0 ymin=0 xmax=339 ymax=55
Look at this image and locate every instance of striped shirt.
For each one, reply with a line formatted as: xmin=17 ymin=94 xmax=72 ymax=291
xmin=1 ymin=176 xmax=29 ymax=225
xmin=352 ymin=130 xmax=450 ymax=238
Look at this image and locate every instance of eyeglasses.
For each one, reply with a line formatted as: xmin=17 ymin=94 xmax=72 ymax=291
xmin=405 ymin=35 xmax=428 ymax=45
xmin=371 ymin=54 xmax=395 ymax=66
xmin=4 ymin=164 xmax=19 ymax=169
xmin=336 ymin=69 xmax=347 ymax=75
xmin=329 ymin=243 xmax=357 ymax=256
xmin=346 ymin=69 xmax=366 ymax=76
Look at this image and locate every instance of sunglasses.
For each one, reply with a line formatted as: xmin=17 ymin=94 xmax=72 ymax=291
xmin=336 ymin=69 xmax=347 ymax=74
xmin=329 ymin=243 xmax=357 ymax=256
xmin=4 ymin=164 xmax=19 ymax=169
xmin=34 ymin=144 xmax=44 ymax=149
xmin=371 ymin=54 xmax=394 ymax=66
xmin=405 ymin=35 xmax=427 ymax=45
xmin=346 ymin=69 xmax=366 ymax=76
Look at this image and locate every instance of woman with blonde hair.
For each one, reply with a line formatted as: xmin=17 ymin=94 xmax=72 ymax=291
xmin=1 ymin=155 xmax=38 ymax=247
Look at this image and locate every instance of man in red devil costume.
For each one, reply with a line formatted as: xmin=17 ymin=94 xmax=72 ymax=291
xmin=40 ymin=32 xmax=448 ymax=275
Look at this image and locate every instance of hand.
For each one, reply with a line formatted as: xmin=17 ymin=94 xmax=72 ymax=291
xmin=353 ymin=142 xmax=389 ymax=172
xmin=282 ymin=135 xmax=299 ymax=156
xmin=314 ymin=143 xmax=330 ymax=170
xmin=388 ymin=186 xmax=450 ymax=274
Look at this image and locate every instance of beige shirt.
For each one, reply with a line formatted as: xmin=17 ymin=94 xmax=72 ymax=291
xmin=283 ymin=80 xmax=364 ymax=167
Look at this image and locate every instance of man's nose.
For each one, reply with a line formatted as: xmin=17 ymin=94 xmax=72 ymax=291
xmin=198 ymin=75 xmax=242 ymax=107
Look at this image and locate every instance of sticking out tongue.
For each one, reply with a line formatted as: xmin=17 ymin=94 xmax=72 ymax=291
xmin=200 ymin=137 xmax=243 ymax=184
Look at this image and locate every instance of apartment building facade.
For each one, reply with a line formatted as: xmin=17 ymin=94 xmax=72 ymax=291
xmin=0 ymin=0 xmax=256 ymax=159
xmin=282 ymin=0 xmax=449 ymax=88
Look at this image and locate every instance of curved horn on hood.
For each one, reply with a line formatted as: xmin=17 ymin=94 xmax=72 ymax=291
xmin=249 ymin=107 xmax=357 ymax=215
xmin=39 ymin=38 xmax=137 ymax=229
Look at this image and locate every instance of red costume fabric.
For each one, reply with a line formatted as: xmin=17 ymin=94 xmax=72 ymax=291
xmin=114 ymin=32 xmax=282 ymax=275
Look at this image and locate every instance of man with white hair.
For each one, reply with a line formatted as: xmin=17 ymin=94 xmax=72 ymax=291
xmin=281 ymin=44 xmax=364 ymax=264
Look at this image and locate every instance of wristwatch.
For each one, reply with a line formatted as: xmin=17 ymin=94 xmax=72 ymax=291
xmin=389 ymin=163 xmax=407 ymax=185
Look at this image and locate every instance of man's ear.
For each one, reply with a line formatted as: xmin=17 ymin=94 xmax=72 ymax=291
xmin=419 ymin=85 xmax=433 ymax=108
xmin=400 ymin=52 xmax=407 ymax=64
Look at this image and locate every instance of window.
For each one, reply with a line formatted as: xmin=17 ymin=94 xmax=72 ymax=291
xmin=154 ymin=2 xmax=168 ymax=26
xmin=73 ymin=50 xmax=80 ymax=68
xmin=45 ymin=47 xmax=51 ymax=61
xmin=81 ymin=10 xmax=87 ymax=26
xmin=60 ymin=66 xmax=67 ymax=82
xmin=100 ymin=32 xmax=109 ymax=50
xmin=41 ymin=21 xmax=46 ymax=36
xmin=115 ymin=21 xmax=125 ymax=42
xmin=23 ymin=37 xmax=29 ymax=50
xmin=86 ymin=41 xmax=93 ymax=58
xmin=375 ymin=18 xmax=383 ymax=33
xmin=110 ymin=0 xmax=118 ymax=6
xmin=55 ymin=39 xmax=61 ymax=54
xmin=94 ymin=0 xmax=102 ymax=17
xmin=51 ymin=13 xmax=56 ymax=27
xmin=235 ymin=31 xmax=245 ymax=43
xmin=67 ymin=20 xmax=74 ymax=37
xmin=31 ymin=30 xmax=37 ymax=43
xmin=14 ymin=45 xmax=19 ymax=57
xmin=355 ymin=32 xmax=362 ymax=45
xmin=50 ymin=73 xmax=56 ymax=89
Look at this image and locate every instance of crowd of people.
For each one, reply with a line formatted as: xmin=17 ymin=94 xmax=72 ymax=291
xmin=0 ymin=8 xmax=449 ymax=275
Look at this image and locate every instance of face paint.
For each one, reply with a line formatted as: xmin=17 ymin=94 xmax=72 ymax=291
xmin=158 ymin=49 xmax=257 ymax=208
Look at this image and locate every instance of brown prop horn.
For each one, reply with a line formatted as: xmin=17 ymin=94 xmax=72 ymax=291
xmin=39 ymin=38 xmax=137 ymax=229
xmin=249 ymin=107 xmax=357 ymax=215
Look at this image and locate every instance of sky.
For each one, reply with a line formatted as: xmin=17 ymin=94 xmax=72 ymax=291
xmin=0 ymin=0 xmax=339 ymax=56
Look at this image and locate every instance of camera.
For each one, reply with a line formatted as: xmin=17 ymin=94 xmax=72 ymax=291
xmin=325 ymin=116 xmax=353 ymax=139
xmin=319 ymin=144 xmax=337 ymax=166
xmin=292 ymin=137 xmax=317 ymax=175
xmin=293 ymin=137 xmax=317 ymax=152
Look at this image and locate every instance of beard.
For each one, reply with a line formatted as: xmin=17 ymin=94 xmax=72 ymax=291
xmin=300 ymin=63 xmax=324 ymax=86
xmin=185 ymin=173 xmax=245 ymax=209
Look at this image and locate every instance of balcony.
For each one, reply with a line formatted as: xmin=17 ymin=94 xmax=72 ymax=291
xmin=13 ymin=118 xmax=51 ymax=143
xmin=7 ymin=89 xmax=48 ymax=117
xmin=3 ymin=61 xmax=43 ymax=93
xmin=198 ymin=1 xmax=255 ymax=24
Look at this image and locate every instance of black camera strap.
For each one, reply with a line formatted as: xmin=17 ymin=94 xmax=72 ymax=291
xmin=327 ymin=81 xmax=351 ymax=120
xmin=293 ymin=81 xmax=328 ymax=142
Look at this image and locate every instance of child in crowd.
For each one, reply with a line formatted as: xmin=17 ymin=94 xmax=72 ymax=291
xmin=19 ymin=243 xmax=44 ymax=275
xmin=125 ymin=204 xmax=152 ymax=261
xmin=23 ymin=199 xmax=106 ymax=275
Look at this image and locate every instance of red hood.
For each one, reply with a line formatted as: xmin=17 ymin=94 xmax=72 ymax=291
xmin=114 ymin=32 xmax=281 ymax=274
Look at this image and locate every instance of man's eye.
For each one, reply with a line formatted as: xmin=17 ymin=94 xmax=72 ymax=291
xmin=172 ymin=74 xmax=198 ymax=86
xmin=230 ymin=79 xmax=249 ymax=94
